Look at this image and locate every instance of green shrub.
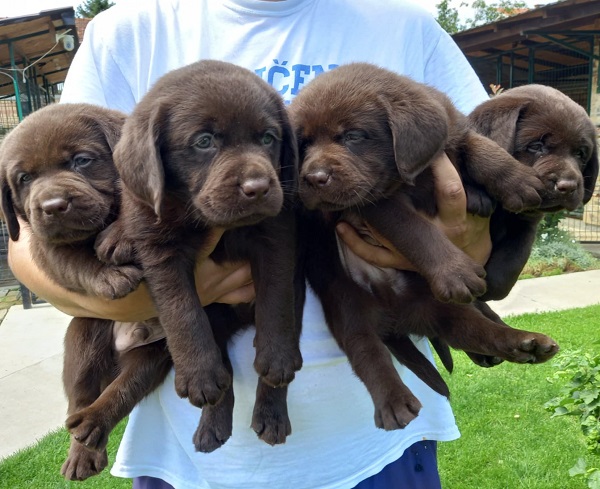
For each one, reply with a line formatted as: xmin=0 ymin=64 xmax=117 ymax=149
xmin=520 ymin=212 xmax=600 ymax=278
xmin=545 ymin=348 xmax=600 ymax=488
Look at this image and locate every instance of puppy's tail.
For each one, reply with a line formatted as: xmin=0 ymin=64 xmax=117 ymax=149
xmin=383 ymin=335 xmax=450 ymax=398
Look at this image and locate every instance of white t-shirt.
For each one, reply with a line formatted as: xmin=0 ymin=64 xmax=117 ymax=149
xmin=61 ymin=1 xmax=489 ymax=488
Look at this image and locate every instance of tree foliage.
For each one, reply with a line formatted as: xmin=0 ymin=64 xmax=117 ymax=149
xmin=76 ymin=0 xmax=115 ymax=18
xmin=436 ymin=0 xmax=528 ymax=34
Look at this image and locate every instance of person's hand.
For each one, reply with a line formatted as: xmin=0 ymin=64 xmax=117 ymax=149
xmin=7 ymin=221 xmax=255 ymax=322
xmin=335 ymin=152 xmax=492 ymax=270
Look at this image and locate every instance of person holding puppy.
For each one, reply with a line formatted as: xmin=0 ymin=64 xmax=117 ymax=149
xmin=8 ymin=0 xmax=492 ymax=488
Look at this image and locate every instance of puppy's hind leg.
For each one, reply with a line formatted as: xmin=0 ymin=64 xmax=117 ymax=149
xmin=329 ymin=287 xmax=422 ymax=430
xmin=61 ymin=317 xmax=114 ymax=480
xmin=434 ymin=302 xmax=559 ymax=364
xmin=66 ymin=338 xmax=172 ymax=452
xmin=193 ymin=303 xmax=240 ymax=452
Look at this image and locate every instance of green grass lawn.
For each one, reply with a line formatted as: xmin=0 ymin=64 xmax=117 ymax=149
xmin=1 ymin=305 xmax=598 ymax=488
xmin=0 ymin=421 xmax=129 ymax=489
xmin=438 ymin=304 xmax=600 ymax=489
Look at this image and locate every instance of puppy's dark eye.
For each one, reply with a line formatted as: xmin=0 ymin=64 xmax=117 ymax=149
xmin=194 ymin=133 xmax=215 ymax=150
xmin=17 ymin=172 xmax=31 ymax=184
xmin=262 ymin=132 xmax=276 ymax=146
xmin=343 ymin=130 xmax=367 ymax=144
xmin=72 ymin=154 xmax=94 ymax=168
xmin=576 ymin=147 xmax=589 ymax=161
xmin=527 ymin=142 xmax=544 ymax=154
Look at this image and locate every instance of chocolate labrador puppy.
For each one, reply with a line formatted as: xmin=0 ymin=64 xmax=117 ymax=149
xmin=0 ymin=103 xmax=140 ymax=297
xmin=430 ymin=84 xmax=599 ymax=371
xmin=290 ymin=63 xmax=559 ymax=430
xmin=471 ymin=84 xmax=599 ymax=300
xmin=97 ymin=60 xmax=302 ymax=452
xmin=0 ymin=103 xmax=155 ymax=480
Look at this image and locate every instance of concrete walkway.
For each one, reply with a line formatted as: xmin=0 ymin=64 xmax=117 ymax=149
xmin=0 ymin=270 xmax=599 ymax=460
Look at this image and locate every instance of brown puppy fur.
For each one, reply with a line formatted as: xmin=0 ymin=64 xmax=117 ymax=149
xmin=97 ymin=60 xmax=302 ymax=453
xmin=290 ymin=63 xmax=558 ymax=430
xmin=0 ymin=104 xmax=160 ymax=480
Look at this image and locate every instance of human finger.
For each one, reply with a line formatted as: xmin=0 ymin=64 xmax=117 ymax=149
xmin=335 ymin=221 xmax=415 ymax=270
xmin=431 ymin=152 xmax=467 ymax=227
xmin=195 ymin=258 xmax=255 ymax=305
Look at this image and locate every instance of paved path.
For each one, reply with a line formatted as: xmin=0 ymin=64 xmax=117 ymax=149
xmin=0 ymin=270 xmax=598 ymax=460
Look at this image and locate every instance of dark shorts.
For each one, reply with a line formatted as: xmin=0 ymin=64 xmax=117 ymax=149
xmin=132 ymin=440 xmax=440 ymax=489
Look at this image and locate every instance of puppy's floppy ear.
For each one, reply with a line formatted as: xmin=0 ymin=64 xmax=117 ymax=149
xmin=381 ymin=95 xmax=448 ymax=184
xmin=90 ymin=109 xmax=126 ymax=152
xmin=583 ymin=144 xmax=599 ymax=205
xmin=470 ymin=98 xmax=530 ymax=153
xmin=278 ymin=105 xmax=299 ymax=196
xmin=0 ymin=178 xmax=20 ymax=241
xmin=114 ymin=102 xmax=167 ymax=218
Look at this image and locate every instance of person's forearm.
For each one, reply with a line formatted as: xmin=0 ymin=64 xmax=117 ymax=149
xmin=7 ymin=224 xmax=255 ymax=321
xmin=8 ymin=235 xmax=158 ymax=321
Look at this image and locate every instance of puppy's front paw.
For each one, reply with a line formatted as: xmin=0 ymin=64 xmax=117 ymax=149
xmin=93 ymin=264 xmax=144 ymax=299
xmin=254 ymin=341 xmax=303 ymax=387
xmin=512 ymin=334 xmax=559 ymax=364
xmin=174 ymin=360 xmax=231 ymax=407
xmin=428 ymin=258 xmax=487 ymax=304
xmin=465 ymin=187 xmax=496 ymax=217
xmin=489 ymin=330 xmax=559 ymax=364
xmin=66 ymin=408 xmax=109 ymax=451
xmin=61 ymin=441 xmax=108 ymax=481
xmin=498 ymin=169 xmax=545 ymax=213
xmin=95 ymin=224 xmax=135 ymax=265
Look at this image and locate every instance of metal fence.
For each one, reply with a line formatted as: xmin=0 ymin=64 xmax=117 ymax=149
xmin=0 ymin=78 xmax=59 ymax=288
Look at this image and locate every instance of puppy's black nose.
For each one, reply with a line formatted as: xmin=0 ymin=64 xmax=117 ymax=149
xmin=240 ymin=178 xmax=270 ymax=199
xmin=305 ymin=170 xmax=331 ymax=188
xmin=41 ymin=197 xmax=70 ymax=215
xmin=555 ymin=179 xmax=577 ymax=195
